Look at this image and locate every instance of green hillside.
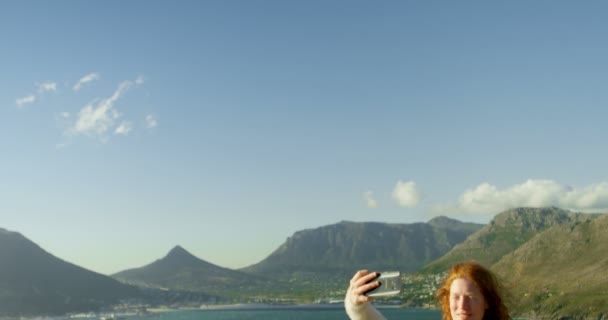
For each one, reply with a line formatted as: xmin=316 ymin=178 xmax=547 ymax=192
xmin=421 ymin=207 xmax=595 ymax=273
xmin=493 ymin=214 xmax=608 ymax=318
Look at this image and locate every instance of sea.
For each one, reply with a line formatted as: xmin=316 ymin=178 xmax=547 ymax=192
xmin=120 ymin=306 xmax=441 ymax=320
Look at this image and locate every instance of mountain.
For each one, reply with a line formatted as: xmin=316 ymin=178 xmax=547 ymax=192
xmin=0 ymin=228 xmax=141 ymax=316
xmin=112 ymin=246 xmax=278 ymax=299
xmin=420 ymin=207 xmax=596 ymax=273
xmin=492 ymin=213 xmax=608 ymax=318
xmin=242 ymin=218 xmax=483 ymax=279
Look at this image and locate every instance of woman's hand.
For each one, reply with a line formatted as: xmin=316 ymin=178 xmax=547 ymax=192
xmin=346 ymin=270 xmax=381 ymax=306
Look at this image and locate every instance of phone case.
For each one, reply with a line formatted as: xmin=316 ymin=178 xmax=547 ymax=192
xmin=365 ymin=271 xmax=402 ymax=297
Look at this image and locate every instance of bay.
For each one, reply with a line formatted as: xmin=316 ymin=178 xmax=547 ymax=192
xmin=124 ymin=307 xmax=441 ymax=320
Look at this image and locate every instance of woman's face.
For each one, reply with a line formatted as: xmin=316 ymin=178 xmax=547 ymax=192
xmin=449 ymin=278 xmax=487 ymax=320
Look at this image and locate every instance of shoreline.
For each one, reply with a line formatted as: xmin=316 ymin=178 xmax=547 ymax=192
xmin=198 ymin=303 xmax=345 ymax=311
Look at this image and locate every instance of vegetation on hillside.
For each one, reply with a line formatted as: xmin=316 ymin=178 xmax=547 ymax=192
xmin=420 ymin=207 xmax=596 ymax=273
xmin=493 ymin=214 xmax=608 ymax=318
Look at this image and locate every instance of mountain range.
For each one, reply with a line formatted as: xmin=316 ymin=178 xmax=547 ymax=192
xmin=110 ymin=216 xmax=482 ymax=301
xmin=1 ymin=207 xmax=607 ymax=318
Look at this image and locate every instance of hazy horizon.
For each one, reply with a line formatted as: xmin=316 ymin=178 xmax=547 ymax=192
xmin=2 ymin=1 xmax=608 ymax=275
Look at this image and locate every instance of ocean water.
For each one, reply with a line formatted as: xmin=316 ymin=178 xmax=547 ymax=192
xmin=125 ymin=307 xmax=441 ymax=320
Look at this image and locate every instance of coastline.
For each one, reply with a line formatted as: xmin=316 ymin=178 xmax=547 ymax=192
xmin=197 ymin=303 xmax=345 ymax=311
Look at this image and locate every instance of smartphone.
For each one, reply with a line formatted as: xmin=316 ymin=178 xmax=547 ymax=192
xmin=364 ymin=271 xmax=402 ymax=298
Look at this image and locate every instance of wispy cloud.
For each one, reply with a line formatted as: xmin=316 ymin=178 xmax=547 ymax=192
xmin=16 ymin=95 xmax=36 ymax=107
xmin=15 ymin=81 xmax=56 ymax=108
xmin=37 ymin=81 xmax=57 ymax=93
xmin=71 ymin=80 xmax=131 ymax=138
xmin=145 ymin=114 xmax=157 ymax=128
xmin=364 ymin=191 xmax=378 ymax=208
xmin=18 ymin=73 xmax=149 ymax=145
xmin=115 ymin=121 xmax=133 ymax=135
xmin=432 ymin=179 xmax=608 ymax=215
xmin=73 ymin=72 xmax=100 ymax=91
xmin=392 ymin=180 xmax=421 ymax=208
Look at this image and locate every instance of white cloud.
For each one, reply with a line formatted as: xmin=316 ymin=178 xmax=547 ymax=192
xmin=392 ymin=180 xmax=421 ymax=208
xmin=73 ymin=72 xmax=100 ymax=91
xmin=146 ymin=114 xmax=157 ymax=128
xmin=432 ymin=179 xmax=608 ymax=215
xmin=364 ymin=191 xmax=378 ymax=208
xmin=135 ymin=75 xmax=144 ymax=85
xmin=37 ymin=81 xmax=57 ymax=93
xmin=16 ymin=95 xmax=36 ymax=107
xmin=16 ymin=81 xmax=56 ymax=108
xmin=71 ymin=81 xmax=131 ymax=138
xmin=115 ymin=121 xmax=132 ymax=135
xmin=559 ymin=183 xmax=608 ymax=211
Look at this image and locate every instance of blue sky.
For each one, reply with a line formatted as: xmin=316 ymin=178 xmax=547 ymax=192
xmin=2 ymin=1 xmax=608 ymax=275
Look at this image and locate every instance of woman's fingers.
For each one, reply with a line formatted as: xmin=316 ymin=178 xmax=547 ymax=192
xmin=348 ymin=270 xmax=380 ymax=304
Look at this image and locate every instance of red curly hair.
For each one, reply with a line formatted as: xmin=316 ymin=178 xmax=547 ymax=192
xmin=436 ymin=261 xmax=510 ymax=320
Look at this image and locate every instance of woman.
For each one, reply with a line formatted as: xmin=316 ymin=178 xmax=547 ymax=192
xmin=345 ymin=261 xmax=510 ymax=320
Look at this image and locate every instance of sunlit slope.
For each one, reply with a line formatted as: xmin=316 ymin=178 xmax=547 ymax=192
xmin=0 ymin=228 xmax=140 ymax=316
xmin=242 ymin=217 xmax=483 ymax=278
xmin=493 ymin=214 xmax=608 ymax=318
xmin=421 ymin=207 xmax=597 ymax=273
